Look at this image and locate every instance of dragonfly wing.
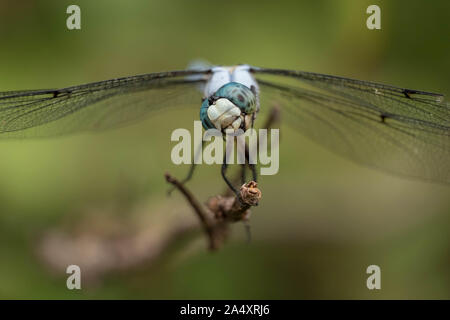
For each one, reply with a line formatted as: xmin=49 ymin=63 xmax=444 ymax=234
xmin=0 ymin=70 xmax=210 ymax=138
xmin=252 ymin=68 xmax=450 ymax=184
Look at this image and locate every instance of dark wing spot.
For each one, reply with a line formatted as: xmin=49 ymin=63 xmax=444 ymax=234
xmin=237 ymin=94 xmax=245 ymax=102
xmin=402 ymin=89 xmax=415 ymax=99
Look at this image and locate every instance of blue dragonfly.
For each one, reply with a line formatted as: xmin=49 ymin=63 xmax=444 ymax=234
xmin=0 ymin=63 xmax=449 ymax=197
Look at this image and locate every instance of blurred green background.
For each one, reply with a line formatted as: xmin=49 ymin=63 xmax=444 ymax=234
xmin=0 ymin=0 xmax=449 ymax=299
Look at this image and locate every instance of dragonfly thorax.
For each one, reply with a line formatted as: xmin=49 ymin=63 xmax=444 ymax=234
xmin=200 ymin=82 xmax=257 ymax=133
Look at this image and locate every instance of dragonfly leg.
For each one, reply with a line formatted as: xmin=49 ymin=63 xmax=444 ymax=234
xmin=168 ymin=141 xmax=204 ymax=195
xmin=181 ymin=162 xmax=197 ymax=184
xmin=221 ymin=154 xmax=240 ymax=198
xmin=240 ymin=164 xmax=246 ymax=185
xmin=244 ymin=143 xmax=258 ymax=183
xmin=168 ymin=163 xmax=198 ymax=195
xmin=249 ymin=164 xmax=257 ymax=182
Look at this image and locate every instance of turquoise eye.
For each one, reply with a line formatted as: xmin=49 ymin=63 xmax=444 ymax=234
xmin=214 ymin=82 xmax=257 ymax=114
xmin=200 ymin=98 xmax=216 ymax=130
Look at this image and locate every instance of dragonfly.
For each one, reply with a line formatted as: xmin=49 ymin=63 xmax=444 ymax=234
xmin=0 ymin=63 xmax=449 ymax=197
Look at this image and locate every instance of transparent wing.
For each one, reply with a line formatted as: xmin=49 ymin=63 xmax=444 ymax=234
xmin=0 ymin=70 xmax=210 ymax=138
xmin=252 ymin=67 xmax=450 ymax=184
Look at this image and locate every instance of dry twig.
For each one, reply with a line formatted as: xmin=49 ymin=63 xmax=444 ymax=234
xmin=165 ymin=174 xmax=261 ymax=250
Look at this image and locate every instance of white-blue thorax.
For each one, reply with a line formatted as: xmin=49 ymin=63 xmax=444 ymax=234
xmin=204 ymin=65 xmax=260 ymax=99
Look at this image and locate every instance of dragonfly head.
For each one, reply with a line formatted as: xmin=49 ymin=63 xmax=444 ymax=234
xmin=200 ymin=82 xmax=258 ymax=133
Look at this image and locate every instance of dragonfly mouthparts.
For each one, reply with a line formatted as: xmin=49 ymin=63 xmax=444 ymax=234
xmin=207 ymin=98 xmax=242 ymax=131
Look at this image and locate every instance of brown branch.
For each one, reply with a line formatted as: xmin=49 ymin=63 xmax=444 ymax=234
xmin=164 ymin=172 xmax=218 ymax=249
xmin=164 ymin=173 xmax=214 ymax=230
xmin=164 ymin=173 xmax=261 ymax=250
xmin=36 ymin=203 xmax=200 ymax=284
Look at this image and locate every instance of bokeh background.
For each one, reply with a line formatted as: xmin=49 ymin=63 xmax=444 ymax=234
xmin=0 ymin=0 xmax=449 ymax=299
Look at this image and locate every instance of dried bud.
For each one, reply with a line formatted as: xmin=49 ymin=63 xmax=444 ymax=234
xmin=239 ymin=181 xmax=262 ymax=206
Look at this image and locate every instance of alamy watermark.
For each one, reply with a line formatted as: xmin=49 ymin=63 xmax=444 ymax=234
xmin=171 ymin=121 xmax=279 ymax=175
xmin=66 ymin=264 xmax=81 ymax=290
xmin=66 ymin=5 xmax=81 ymax=30
xmin=366 ymin=5 xmax=381 ymax=30
xmin=366 ymin=265 xmax=381 ymax=290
